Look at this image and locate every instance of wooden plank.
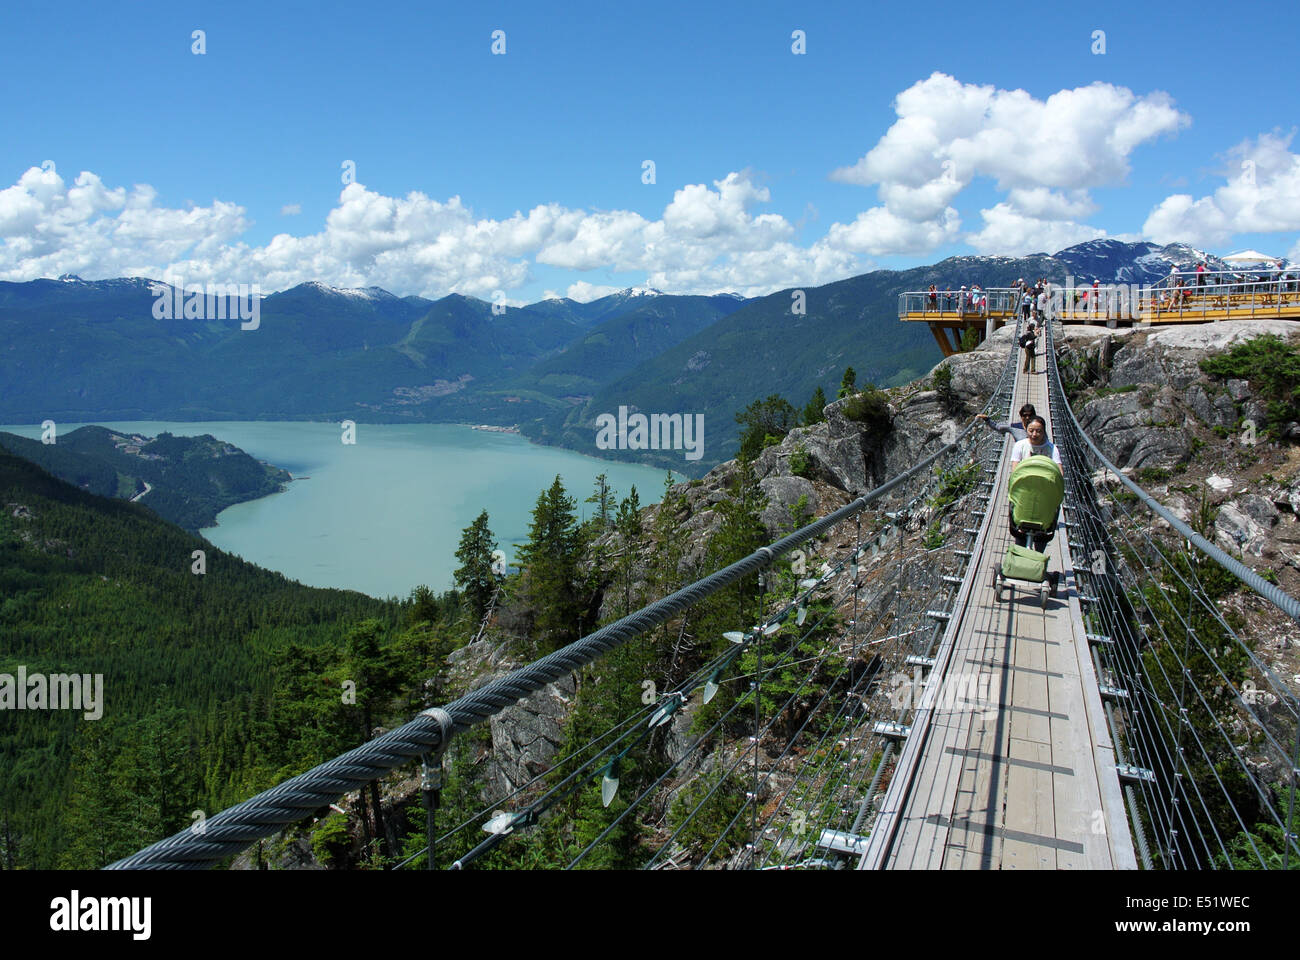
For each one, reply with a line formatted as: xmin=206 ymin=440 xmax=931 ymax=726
xmin=945 ymin=599 xmax=1009 ymax=869
xmin=1002 ymin=738 xmax=1058 ymax=869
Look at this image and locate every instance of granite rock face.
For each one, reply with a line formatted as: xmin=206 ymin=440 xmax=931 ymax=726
xmin=488 ymin=677 xmax=576 ymax=796
xmin=1074 ymin=389 xmax=1190 ymax=470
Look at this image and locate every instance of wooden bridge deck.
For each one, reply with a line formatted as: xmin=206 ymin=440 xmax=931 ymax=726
xmin=859 ymin=349 xmax=1137 ymax=869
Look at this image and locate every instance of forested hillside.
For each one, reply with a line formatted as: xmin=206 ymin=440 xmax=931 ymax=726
xmin=0 ymin=449 xmax=413 ymax=868
xmin=0 ymin=426 xmax=291 ymax=531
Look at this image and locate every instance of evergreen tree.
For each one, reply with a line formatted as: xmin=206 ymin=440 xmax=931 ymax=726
xmin=585 ymin=473 xmax=617 ymax=530
xmin=111 ymin=697 xmax=196 ymax=856
xmin=691 ymin=460 xmax=770 ymax=729
xmin=616 ymin=485 xmax=642 ymax=542
xmin=837 ymin=366 xmax=858 ymax=399
xmin=343 ymin=619 xmax=401 ymax=862
xmin=407 ymin=584 xmax=440 ymax=626
xmin=59 ymin=719 xmax=133 ymax=868
xmin=647 ymin=473 xmax=688 ymax=602
xmin=518 ymin=476 xmax=584 ymax=653
xmin=454 ymin=510 xmax=499 ymax=625
xmin=613 ymin=485 xmax=644 ymax=618
xmin=802 ymin=385 xmax=828 ymax=425
xmin=735 ymin=394 xmax=798 ymax=462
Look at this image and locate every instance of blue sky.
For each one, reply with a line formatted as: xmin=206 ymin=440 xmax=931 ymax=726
xmin=2 ymin=0 xmax=1297 ymax=302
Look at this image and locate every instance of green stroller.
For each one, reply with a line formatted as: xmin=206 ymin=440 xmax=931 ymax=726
xmin=991 ymin=455 xmax=1064 ymax=607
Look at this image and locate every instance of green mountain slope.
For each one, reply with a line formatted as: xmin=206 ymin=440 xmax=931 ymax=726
xmin=0 ymin=447 xmax=401 ymax=868
xmin=517 ymin=255 xmax=1066 ymax=473
xmin=0 ymin=426 xmax=291 ymax=531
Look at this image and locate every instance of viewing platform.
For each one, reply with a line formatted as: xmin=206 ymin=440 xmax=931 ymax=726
xmin=901 ymin=269 xmax=1300 ymax=356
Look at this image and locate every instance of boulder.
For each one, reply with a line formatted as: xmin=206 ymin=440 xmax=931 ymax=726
xmin=1239 ymin=494 xmax=1280 ymax=529
xmin=1214 ymin=501 xmax=1272 ymax=558
xmin=487 ymin=676 xmax=576 ymax=795
xmin=1183 ymin=383 xmax=1237 ymax=429
xmin=758 ymin=476 xmax=819 ymax=536
xmin=1206 ymin=475 xmax=1234 ymax=493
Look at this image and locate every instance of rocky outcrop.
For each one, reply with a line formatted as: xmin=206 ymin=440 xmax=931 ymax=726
xmin=487 ymin=677 xmax=575 ymax=796
xmin=1215 ymin=498 xmax=1277 ymax=558
xmin=1059 ymin=320 xmax=1300 ymax=474
xmin=758 ymin=475 xmax=819 ymax=533
xmin=445 ymin=638 xmax=576 ymax=799
xmin=1073 ymin=387 xmax=1190 ymax=470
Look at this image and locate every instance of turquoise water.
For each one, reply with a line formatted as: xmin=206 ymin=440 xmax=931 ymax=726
xmin=1 ymin=421 xmax=675 ymax=599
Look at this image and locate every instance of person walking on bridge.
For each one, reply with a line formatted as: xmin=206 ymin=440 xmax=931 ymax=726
xmin=1019 ymin=321 xmax=1038 ymax=374
xmin=1006 ymin=416 xmax=1063 ymax=593
xmin=976 ymin=403 xmax=1036 ymax=442
xmin=1009 ymin=417 xmax=1062 ymax=475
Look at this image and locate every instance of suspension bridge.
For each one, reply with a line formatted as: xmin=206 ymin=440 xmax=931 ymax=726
xmin=106 ymin=313 xmax=1300 ymax=871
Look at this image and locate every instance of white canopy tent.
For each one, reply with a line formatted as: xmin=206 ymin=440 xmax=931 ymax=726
xmin=1221 ymin=250 xmax=1280 ymax=264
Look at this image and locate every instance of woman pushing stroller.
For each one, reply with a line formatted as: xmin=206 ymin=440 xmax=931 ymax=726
xmin=990 ymin=416 xmax=1064 ymax=603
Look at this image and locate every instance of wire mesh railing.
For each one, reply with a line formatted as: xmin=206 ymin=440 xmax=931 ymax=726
xmin=1045 ymin=315 xmax=1300 ymax=870
xmin=898 ymin=288 xmax=1022 ymax=316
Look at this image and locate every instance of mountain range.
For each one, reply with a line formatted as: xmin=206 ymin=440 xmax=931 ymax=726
xmin=0 ymin=240 xmax=1235 ymax=473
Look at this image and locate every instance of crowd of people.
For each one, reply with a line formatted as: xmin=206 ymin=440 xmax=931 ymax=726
xmin=925 ymin=283 xmax=991 ymax=314
xmin=923 ymin=278 xmax=1059 ymax=320
xmin=1158 ymin=260 xmax=1296 ymax=309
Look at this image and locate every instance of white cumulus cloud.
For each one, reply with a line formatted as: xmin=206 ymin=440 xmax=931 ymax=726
xmin=825 ymin=72 xmax=1188 ymax=257
xmin=563 ymin=281 xmax=623 ymax=302
xmin=0 ymin=167 xmax=861 ymax=299
xmin=1144 ymin=131 xmax=1300 ymax=247
xmin=967 ymin=204 xmax=1106 ymax=256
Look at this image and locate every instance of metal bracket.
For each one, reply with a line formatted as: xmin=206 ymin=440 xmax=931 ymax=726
xmin=816 ymin=828 xmax=869 ymax=858
xmin=873 ymin=720 xmax=912 ymax=740
xmin=1116 ymin=763 xmax=1156 ymax=783
xmin=418 ymin=707 xmax=455 ymax=763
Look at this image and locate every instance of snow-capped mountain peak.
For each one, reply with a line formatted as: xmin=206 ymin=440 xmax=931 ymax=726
xmin=296 ymin=280 xmax=397 ymax=300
